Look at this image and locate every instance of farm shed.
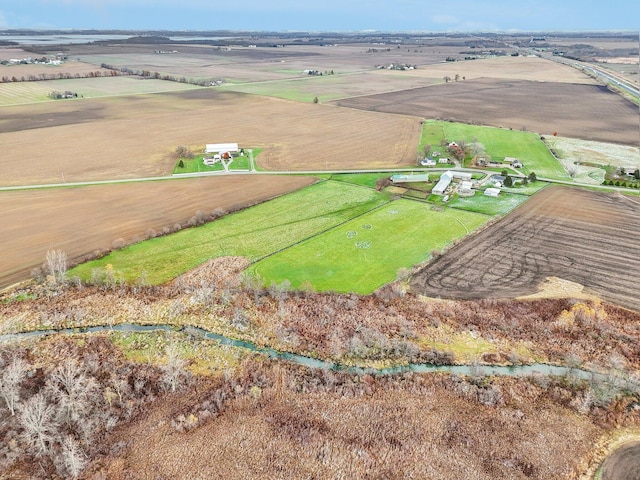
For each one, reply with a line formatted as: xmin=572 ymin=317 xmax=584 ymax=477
xmin=432 ymin=171 xmax=472 ymax=196
xmin=485 ymin=187 xmax=501 ymax=197
xmin=205 ymin=143 xmax=239 ymax=154
xmin=390 ymin=173 xmax=430 ymax=183
xmin=432 ymin=172 xmax=453 ymax=195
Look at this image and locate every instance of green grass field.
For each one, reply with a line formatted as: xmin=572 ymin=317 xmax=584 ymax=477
xmin=420 ymin=120 xmax=571 ymax=181
xmin=0 ymin=77 xmax=201 ymax=106
xmin=448 ymin=192 xmax=529 ymax=216
xmin=69 ymin=181 xmax=390 ymax=284
xmin=251 ymin=199 xmax=488 ymax=294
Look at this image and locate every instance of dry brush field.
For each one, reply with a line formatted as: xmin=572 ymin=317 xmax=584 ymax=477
xmin=3 ymin=331 xmax=632 ymax=480
xmin=2 ymin=259 xmax=640 ymax=478
xmin=94 ymin=365 xmax=606 ymax=480
xmin=0 ymin=88 xmax=421 ymax=186
xmin=332 ymin=78 xmax=640 ymax=145
xmin=0 ymin=175 xmax=315 ymax=289
xmin=411 ymin=186 xmax=640 ymax=312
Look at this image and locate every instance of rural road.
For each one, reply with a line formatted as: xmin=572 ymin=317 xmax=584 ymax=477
xmin=1 ymin=166 xmax=638 ymax=195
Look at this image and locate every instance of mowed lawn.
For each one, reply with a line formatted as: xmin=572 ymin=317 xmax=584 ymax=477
xmin=251 ymin=199 xmax=488 ymax=294
xmin=420 ymin=120 xmax=571 ymax=181
xmin=0 ymin=76 xmax=201 ymax=105
xmin=448 ymin=192 xmax=530 ymax=216
xmin=69 ymin=181 xmax=390 ymax=284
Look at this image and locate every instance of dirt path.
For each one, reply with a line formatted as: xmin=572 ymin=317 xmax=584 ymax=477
xmin=600 ymin=441 xmax=640 ymax=480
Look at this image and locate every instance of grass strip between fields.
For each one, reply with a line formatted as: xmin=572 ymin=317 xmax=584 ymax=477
xmin=69 ymin=180 xmax=391 ymax=284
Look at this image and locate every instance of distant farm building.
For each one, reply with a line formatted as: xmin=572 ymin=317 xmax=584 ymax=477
xmin=421 ymin=158 xmax=437 ymax=166
xmin=205 ymin=143 xmax=239 ymax=155
xmin=485 ymin=187 xmax=501 ymax=197
xmin=432 ymin=171 xmax=472 ymax=195
xmin=506 ymin=157 xmax=523 ymax=168
xmin=390 ymin=173 xmax=430 ymax=183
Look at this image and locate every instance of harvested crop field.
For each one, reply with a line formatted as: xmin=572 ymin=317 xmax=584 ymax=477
xmin=220 ymin=71 xmax=441 ymax=103
xmin=0 ymin=175 xmax=315 ymax=289
xmin=0 ymin=76 xmax=201 ymax=106
xmin=72 ymin=43 xmax=467 ymax=80
xmin=411 ymin=186 xmax=640 ymax=312
xmin=0 ymin=89 xmax=420 ymax=186
xmin=331 ymin=78 xmax=640 ymax=145
xmin=399 ymin=55 xmax=600 ymax=84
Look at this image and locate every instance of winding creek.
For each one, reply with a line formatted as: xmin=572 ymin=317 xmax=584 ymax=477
xmin=0 ymin=323 xmax=614 ymax=381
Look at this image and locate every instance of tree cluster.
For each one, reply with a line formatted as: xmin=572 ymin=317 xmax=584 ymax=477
xmin=1 ymin=70 xmax=120 ymax=83
xmin=0 ymin=336 xmax=192 ymax=479
xmin=100 ymin=63 xmax=223 ymax=87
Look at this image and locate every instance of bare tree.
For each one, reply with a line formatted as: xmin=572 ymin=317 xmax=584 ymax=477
xmin=45 ymin=249 xmax=67 ymax=285
xmin=19 ymin=393 xmax=58 ymax=456
xmin=59 ymin=435 xmax=87 ymax=479
xmin=46 ymin=359 xmax=99 ymax=426
xmin=0 ymin=357 xmax=29 ymax=415
xmin=160 ymin=341 xmax=191 ymax=393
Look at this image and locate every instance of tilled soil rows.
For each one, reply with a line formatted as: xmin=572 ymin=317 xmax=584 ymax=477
xmin=411 ymin=186 xmax=640 ymax=312
xmin=331 ymin=79 xmax=640 ymax=145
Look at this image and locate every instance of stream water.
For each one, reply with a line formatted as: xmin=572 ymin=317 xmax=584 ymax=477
xmin=0 ymin=323 xmax=605 ymax=380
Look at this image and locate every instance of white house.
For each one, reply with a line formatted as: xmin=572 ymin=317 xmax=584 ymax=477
xmin=485 ymin=187 xmax=501 ymax=197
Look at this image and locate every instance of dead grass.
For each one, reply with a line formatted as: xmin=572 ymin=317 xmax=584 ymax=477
xmin=86 ymin=361 xmax=609 ymax=480
xmin=547 ymin=136 xmax=640 ymax=168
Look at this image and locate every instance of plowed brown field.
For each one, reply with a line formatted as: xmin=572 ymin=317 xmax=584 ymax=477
xmin=0 ymin=175 xmax=315 ymax=288
xmin=0 ymin=89 xmax=420 ymax=186
xmin=411 ymin=186 xmax=640 ymax=312
xmin=332 ymin=79 xmax=640 ymax=145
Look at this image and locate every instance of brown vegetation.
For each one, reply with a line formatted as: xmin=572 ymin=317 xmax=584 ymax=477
xmin=2 ymin=334 xmax=637 ymax=480
xmin=3 ymin=266 xmax=640 ymax=374
xmin=89 ymin=361 xmax=616 ymax=480
xmin=411 ymin=186 xmax=640 ymax=312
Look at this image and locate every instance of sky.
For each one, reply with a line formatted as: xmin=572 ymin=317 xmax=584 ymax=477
xmin=0 ymin=0 xmax=638 ymax=32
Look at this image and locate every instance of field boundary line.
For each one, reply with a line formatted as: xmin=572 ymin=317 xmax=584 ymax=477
xmin=249 ymin=198 xmax=393 ymax=267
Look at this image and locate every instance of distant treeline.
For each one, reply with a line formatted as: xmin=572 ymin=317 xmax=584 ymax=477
xmin=0 ymin=70 xmax=122 ymax=83
xmin=100 ymin=63 xmax=223 ymax=86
